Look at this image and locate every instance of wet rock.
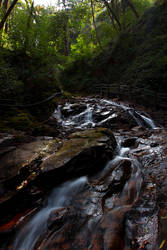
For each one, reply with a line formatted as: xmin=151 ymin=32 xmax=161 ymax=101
xmin=131 ymin=126 xmax=144 ymax=132
xmin=98 ymin=159 xmax=132 ymax=211
xmin=0 ymin=128 xmax=116 ymax=205
xmin=150 ymin=142 xmax=159 ymax=147
xmin=61 ymin=103 xmax=87 ymax=117
xmin=0 ymin=139 xmax=57 ymax=204
xmin=121 ymin=137 xmax=138 ymax=148
xmin=0 ymin=146 xmax=16 ymax=156
xmin=97 ymin=114 xmax=118 ymax=128
xmin=115 ymin=110 xmax=138 ymax=129
xmin=0 ymin=134 xmax=14 ymax=147
xmin=0 ymin=140 xmax=54 ymax=182
xmin=40 ymin=128 xmax=117 ymax=178
xmin=93 ymin=108 xmax=113 ymax=123
xmin=47 ymin=207 xmax=69 ymax=230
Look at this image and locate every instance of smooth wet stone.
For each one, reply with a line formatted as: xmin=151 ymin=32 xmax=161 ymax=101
xmin=0 ymin=140 xmax=55 ymax=182
xmin=40 ymin=128 xmax=117 ymax=175
xmin=0 ymin=139 xmax=58 ymax=204
xmin=47 ymin=207 xmax=69 ymax=230
xmin=0 ymin=128 xmax=116 ymax=205
xmin=0 ymin=135 xmax=14 ymax=147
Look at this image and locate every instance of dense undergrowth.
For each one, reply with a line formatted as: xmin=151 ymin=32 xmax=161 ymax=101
xmin=0 ymin=48 xmax=62 ymax=132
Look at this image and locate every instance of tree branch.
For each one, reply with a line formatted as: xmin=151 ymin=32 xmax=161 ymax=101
xmin=90 ymin=0 xmax=104 ymax=51
xmin=0 ymin=0 xmax=18 ymax=31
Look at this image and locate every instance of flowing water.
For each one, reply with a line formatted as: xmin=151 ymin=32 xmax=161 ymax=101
xmin=102 ymin=99 xmax=157 ymax=129
xmin=10 ymin=98 xmax=164 ymax=250
xmin=12 ymin=177 xmax=87 ymax=250
xmin=53 ymin=98 xmax=158 ymax=130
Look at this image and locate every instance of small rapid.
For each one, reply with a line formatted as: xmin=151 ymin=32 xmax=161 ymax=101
xmin=102 ymin=99 xmax=158 ymax=129
xmin=53 ymin=98 xmax=158 ymax=130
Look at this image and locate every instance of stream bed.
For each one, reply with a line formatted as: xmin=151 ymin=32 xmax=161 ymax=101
xmin=0 ymin=97 xmax=167 ymax=250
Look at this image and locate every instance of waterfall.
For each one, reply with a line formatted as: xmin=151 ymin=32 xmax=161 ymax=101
xmin=53 ymin=98 xmax=158 ymax=130
xmin=54 ymin=105 xmax=62 ymax=121
xmin=136 ymin=112 xmax=156 ymax=129
xmin=102 ymin=99 xmax=158 ymax=129
xmin=12 ymin=177 xmax=87 ymax=250
xmin=8 ymin=98 xmax=160 ymax=250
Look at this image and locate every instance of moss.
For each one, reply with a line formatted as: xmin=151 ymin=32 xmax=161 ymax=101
xmin=62 ymin=91 xmax=73 ymax=99
xmin=6 ymin=111 xmax=36 ymax=131
xmin=40 ymin=128 xmax=116 ymax=173
xmin=0 ymin=47 xmax=63 ymax=132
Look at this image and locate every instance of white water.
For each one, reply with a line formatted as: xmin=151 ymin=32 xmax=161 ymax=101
xmin=75 ymin=104 xmax=95 ymax=128
xmin=97 ymin=113 xmax=117 ymax=126
xmin=54 ymin=103 xmax=95 ymax=128
xmin=101 ymin=139 xmax=130 ymax=175
xmin=121 ymin=160 xmax=143 ymax=205
xmin=54 ymin=105 xmax=62 ymax=121
xmin=11 ymin=98 xmax=159 ymax=250
xmin=12 ymin=177 xmax=87 ymax=250
xmin=85 ymin=104 xmax=93 ymax=124
xmin=136 ymin=112 xmax=156 ymax=129
xmin=53 ymin=99 xmax=157 ymax=130
xmin=102 ymin=99 xmax=157 ymax=129
xmin=128 ymin=109 xmax=143 ymax=127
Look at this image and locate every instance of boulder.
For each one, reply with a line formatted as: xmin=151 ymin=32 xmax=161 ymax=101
xmin=39 ymin=128 xmax=117 ymax=177
xmin=0 ymin=128 xmax=116 ymax=204
xmin=0 ymin=139 xmax=59 ymax=204
xmin=0 ymin=140 xmax=56 ymax=182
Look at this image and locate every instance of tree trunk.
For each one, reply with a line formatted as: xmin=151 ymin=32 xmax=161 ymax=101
xmin=3 ymin=0 xmax=9 ymax=9
xmin=126 ymin=0 xmax=139 ymax=18
xmin=103 ymin=0 xmax=122 ymax=30
xmin=63 ymin=23 xmax=70 ymax=56
xmin=24 ymin=1 xmax=34 ymax=50
xmin=0 ymin=0 xmax=3 ymax=8
xmin=3 ymin=0 xmax=9 ymax=33
xmin=0 ymin=0 xmax=18 ymax=31
xmin=91 ymin=0 xmax=103 ymax=51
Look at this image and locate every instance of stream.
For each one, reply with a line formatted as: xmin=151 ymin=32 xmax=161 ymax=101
xmin=1 ymin=97 xmax=167 ymax=250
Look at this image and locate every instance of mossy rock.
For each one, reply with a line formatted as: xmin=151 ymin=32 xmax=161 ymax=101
xmin=40 ymin=127 xmax=117 ymax=176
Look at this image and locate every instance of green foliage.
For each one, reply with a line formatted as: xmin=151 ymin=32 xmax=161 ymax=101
xmin=7 ymin=4 xmax=55 ymax=58
xmin=120 ymin=0 xmax=151 ymax=29
xmin=0 ymin=0 xmax=153 ymax=61
xmin=60 ymin=0 xmax=167 ymax=105
xmin=0 ymin=50 xmax=24 ymax=100
xmin=0 ymin=0 xmax=162 ymax=131
xmin=157 ymin=55 xmax=167 ymax=68
xmin=7 ymin=110 xmax=35 ymax=130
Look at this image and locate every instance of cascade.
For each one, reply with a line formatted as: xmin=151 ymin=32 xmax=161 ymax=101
xmin=7 ymin=97 xmax=163 ymax=250
xmin=12 ymin=177 xmax=87 ymax=250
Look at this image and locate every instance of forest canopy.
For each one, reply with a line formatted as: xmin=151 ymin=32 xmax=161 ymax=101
xmin=0 ymin=0 xmax=166 ymax=131
xmin=0 ymin=0 xmax=155 ymax=60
